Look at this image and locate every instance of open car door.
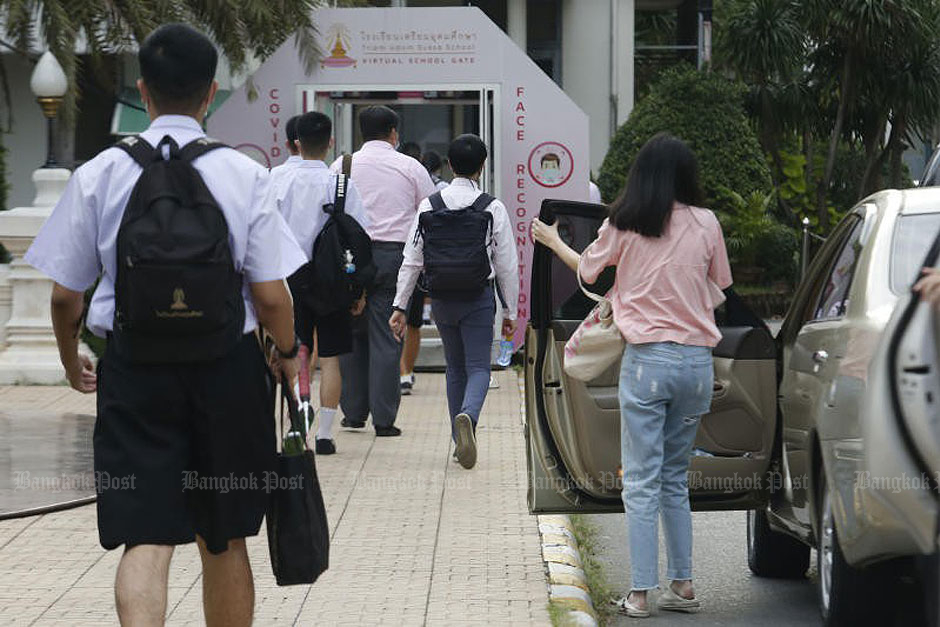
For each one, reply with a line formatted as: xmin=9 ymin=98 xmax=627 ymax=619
xmin=525 ymin=200 xmax=778 ymax=514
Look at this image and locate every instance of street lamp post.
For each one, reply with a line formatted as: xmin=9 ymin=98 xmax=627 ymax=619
xmin=0 ymin=49 xmax=82 ymax=384
xmin=29 ymin=51 xmax=68 ymax=169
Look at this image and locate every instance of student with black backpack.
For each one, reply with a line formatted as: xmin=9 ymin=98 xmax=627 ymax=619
xmin=25 ymin=24 xmax=306 ymax=626
xmin=277 ymin=111 xmax=370 ymax=455
xmin=389 ymin=134 xmax=519 ymax=469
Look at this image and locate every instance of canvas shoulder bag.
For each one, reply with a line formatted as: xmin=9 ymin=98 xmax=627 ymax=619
xmin=562 ymin=259 xmax=625 ymax=381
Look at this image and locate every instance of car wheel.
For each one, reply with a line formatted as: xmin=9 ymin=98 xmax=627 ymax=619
xmin=817 ymin=473 xmax=892 ymax=626
xmin=746 ymin=508 xmax=810 ymax=578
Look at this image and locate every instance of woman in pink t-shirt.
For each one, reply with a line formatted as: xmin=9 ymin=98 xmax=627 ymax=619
xmin=533 ymin=133 xmax=732 ymax=618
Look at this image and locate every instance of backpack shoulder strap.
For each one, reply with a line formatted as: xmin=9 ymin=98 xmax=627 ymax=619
xmin=470 ymin=192 xmax=495 ymax=213
xmin=113 ymin=135 xmax=157 ymax=168
xmin=179 ymin=137 xmax=228 ymax=163
xmin=333 ymin=172 xmax=349 ymax=215
xmin=428 ymin=191 xmax=446 ymax=211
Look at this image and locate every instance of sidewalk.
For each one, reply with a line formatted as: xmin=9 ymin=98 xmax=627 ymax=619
xmin=0 ymin=371 xmax=551 ymax=626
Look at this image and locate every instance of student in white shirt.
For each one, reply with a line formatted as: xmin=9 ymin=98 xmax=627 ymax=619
xmin=390 ymin=134 xmax=519 ymax=469
xmin=277 ymin=111 xmax=368 ymax=455
xmin=269 ymin=114 xmax=302 ymax=191
xmin=24 ymin=24 xmax=305 ymax=626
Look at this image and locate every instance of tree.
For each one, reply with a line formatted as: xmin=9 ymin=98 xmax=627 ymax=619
xmin=0 ymin=0 xmax=325 ymax=126
xmin=715 ymin=0 xmax=806 ymax=224
xmin=718 ymin=0 xmax=940 ymax=232
xmin=803 ymin=0 xmax=940 ymax=226
xmin=597 ymin=65 xmax=772 ymax=215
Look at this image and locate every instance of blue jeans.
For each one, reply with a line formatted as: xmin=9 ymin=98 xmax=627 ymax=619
xmin=431 ymin=286 xmax=495 ymax=440
xmin=619 ymin=342 xmax=713 ymax=590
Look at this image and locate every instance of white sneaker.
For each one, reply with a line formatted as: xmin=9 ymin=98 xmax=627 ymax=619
xmin=657 ymin=585 xmax=700 ymax=613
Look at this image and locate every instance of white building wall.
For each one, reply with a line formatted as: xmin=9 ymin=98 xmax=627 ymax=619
xmin=561 ymin=0 xmax=612 ymax=176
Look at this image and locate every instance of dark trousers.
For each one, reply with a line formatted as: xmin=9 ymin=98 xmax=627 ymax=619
xmin=340 ymin=242 xmax=405 ymax=427
xmin=431 ymin=286 xmax=495 ymax=440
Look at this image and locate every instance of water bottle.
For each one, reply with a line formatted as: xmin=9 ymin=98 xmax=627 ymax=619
xmin=496 ymin=334 xmax=514 ymax=367
xmin=344 ymin=249 xmax=356 ymax=274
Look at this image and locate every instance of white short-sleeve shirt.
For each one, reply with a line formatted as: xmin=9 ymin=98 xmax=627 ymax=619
xmin=25 ymin=114 xmax=307 ymax=338
xmin=276 ymin=160 xmax=369 ymax=259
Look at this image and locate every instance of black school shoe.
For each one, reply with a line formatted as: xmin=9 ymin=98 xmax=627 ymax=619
xmin=315 ymin=438 xmax=336 ymax=455
xmin=341 ymin=418 xmax=366 ymax=429
xmin=375 ymin=425 xmax=402 ymax=437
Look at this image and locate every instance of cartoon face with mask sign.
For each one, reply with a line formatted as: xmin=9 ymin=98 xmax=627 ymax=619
xmin=528 ymin=141 xmax=573 ymax=188
xmin=540 ymin=153 xmax=562 ymax=185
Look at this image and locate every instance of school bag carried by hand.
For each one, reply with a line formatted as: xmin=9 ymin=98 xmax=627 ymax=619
xmin=293 ymin=154 xmax=375 ymax=317
xmin=112 ymin=135 xmax=245 ymax=364
xmin=267 ymin=375 xmax=330 ymax=586
xmin=563 ymin=258 xmax=625 ymax=381
xmin=419 ymin=191 xmax=494 ymax=300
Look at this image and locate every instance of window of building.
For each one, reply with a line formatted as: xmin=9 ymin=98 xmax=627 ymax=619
xmin=526 ymin=0 xmax=562 ymax=85
xmin=635 ymin=0 xmax=700 ymax=98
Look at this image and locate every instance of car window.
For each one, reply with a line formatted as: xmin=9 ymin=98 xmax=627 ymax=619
xmin=812 ymin=220 xmax=864 ymax=321
xmin=891 ymin=213 xmax=940 ymax=293
xmin=549 ymin=213 xmax=612 ymax=320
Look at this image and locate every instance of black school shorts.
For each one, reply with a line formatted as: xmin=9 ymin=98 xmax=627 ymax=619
xmin=406 ymin=288 xmax=426 ymax=329
xmin=295 ymin=304 xmax=353 ymax=357
xmin=94 ymin=334 xmax=276 ymax=555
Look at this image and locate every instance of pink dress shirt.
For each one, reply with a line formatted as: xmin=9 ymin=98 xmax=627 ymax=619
xmin=330 ymin=140 xmax=437 ymax=243
xmin=579 ymin=204 xmax=733 ymax=347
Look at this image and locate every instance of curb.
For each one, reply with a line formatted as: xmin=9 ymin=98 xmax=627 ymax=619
xmin=518 ymin=375 xmax=599 ymax=626
xmin=539 ymin=515 xmax=599 ymax=626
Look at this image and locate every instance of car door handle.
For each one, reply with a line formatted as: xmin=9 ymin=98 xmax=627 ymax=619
xmin=812 ymin=350 xmax=829 ymax=364
xmin=712 ymin=380 xmax=728 ymax=398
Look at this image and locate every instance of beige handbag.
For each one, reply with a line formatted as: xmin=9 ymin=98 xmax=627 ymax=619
xmin=562 ymin=260 xmax=626 ymax=381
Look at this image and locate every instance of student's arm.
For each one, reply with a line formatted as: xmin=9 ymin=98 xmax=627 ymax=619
xmin=51 ymin=284 xmax=96 ymax=393
xmin=24 ymin=169 xmax=101 ymax=393
xmin=491 ymin=202 xmax=520 ymax=331
xmin=245 ymin=169 xmax=305 ymax=381
xmin=250 ymin=280 xmax=296 ymax=352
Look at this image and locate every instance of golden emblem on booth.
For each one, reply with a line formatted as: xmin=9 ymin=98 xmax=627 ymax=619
xmin=322 ymin=24 xmax=357 ymax=69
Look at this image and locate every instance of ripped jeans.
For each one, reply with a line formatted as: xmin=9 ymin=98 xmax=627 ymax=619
xmin=619 ymin=342 xmax=713 ymax=591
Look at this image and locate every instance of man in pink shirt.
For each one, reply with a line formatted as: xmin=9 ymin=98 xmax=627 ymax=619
xmin=330 ymin=106 xmax=436 ymax=436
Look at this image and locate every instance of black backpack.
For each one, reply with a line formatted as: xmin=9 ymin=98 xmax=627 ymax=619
xmin=418 ymin=191 xmax=494 ymax=300
xmin=112 ymin=135 xmax=245 ymax=364
xmin=291 ymin=156 xmax=375 ymax=317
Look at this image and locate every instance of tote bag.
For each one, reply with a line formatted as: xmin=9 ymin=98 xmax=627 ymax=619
xmin=267 ymin=376 xmax=330 ymax=586
xmin=563 ymin=260 xmax=625 ymax=381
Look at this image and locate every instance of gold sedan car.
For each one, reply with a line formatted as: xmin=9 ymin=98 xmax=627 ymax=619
xmin=525 ymin=191 xmax=940 ymax=626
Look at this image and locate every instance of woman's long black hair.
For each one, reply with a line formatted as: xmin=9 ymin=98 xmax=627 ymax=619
xmin=608 ymin=133 xmax=702 ymax=237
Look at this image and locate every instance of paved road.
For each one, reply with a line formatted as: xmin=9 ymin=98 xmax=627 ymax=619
xmin=585 ymin=511 xmax=822 ymax=626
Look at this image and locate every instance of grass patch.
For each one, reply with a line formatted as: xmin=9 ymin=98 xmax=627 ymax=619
xmin=568 ymin=514 xmax=617 ymax=625
xmin=548 ymin=600 xmax=570 ymax=626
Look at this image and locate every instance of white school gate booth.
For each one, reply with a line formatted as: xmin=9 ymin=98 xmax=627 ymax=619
xmin=207 ymin=6 xmax=590 ymax=350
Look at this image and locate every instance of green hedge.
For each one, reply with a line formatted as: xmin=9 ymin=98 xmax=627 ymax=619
xmin=597 ymin=65 xmax=772 ymax=213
